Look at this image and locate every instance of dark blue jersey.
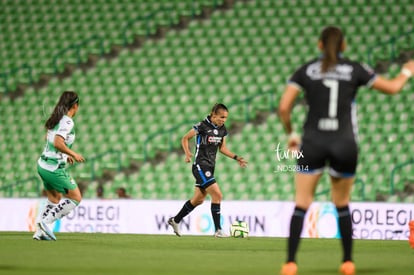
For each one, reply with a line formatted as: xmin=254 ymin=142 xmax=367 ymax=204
xmin=193 ymin=116 xmax=228 ymax=167
xmin=289 ymin=57 xmax=376 ymax=140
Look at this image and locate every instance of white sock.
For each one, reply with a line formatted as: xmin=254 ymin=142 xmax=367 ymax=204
xmin=37 ymin=199 xmax=58 ymax=224
xmin=42 ymin=199 xmax=79 ymax=224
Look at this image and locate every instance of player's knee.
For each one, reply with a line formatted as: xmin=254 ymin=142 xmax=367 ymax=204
xmin=67 ymin=190 xmax=82 ymax=203
xmin=70 ymin=195 xmax=82 ymax=204
xmin=212 ymin=192 xmax=223 ymax=202
xmin=191 ymin=198 xmax=204 ymax=206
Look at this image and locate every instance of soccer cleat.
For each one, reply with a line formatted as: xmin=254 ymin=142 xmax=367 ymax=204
xmin=214 ymin=229 xmax=228 ymax=238
xmin=339 ymin=261 xmax=355 ymax=275
xmin=33 ymin=231 xmax=53 ymax=241
xmin=280 ymin=262 xmax=297 ymax=275
xmin=409 ymin=236 xmax=414 ymax=249
xmin=409 ymin=237 xmax=414 ymax=249
xmin=37 ymin=221 xmax=57 ymax=241
xmin=168 ymin=217 xmax=181 ymax=237
xmin=33 ymin=229 xmax=52 ymax=241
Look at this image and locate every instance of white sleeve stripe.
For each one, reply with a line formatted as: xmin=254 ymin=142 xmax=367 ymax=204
xmin=365 ymin=75 xmax=377 ymax=88
xmin=287 ymin=81 xmax=303 ymax=91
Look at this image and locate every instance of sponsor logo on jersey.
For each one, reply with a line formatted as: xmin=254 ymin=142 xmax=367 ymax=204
xmin=306 ymin=61 xmax=353 ymax=81
xmin=208 ymin=136 xmax=222 ymax=144
xmin=336 ymin=64 xmax=353 ymax=74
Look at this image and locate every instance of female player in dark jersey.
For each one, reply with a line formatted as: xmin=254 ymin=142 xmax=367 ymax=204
xmin=278 ymin=26 xmax=414 ymax=275
xmin=168 ymin=103 xmax=247 ymax=237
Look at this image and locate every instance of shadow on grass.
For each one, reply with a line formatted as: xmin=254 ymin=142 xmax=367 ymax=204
xmin=0 ymin=265 xmax=18 ymax=271
xmin=310 ymin=266 xmax=391 ymax=275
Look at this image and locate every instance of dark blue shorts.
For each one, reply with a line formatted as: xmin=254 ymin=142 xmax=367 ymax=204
xmin=192 ymin=164 xmax=216 ymax=189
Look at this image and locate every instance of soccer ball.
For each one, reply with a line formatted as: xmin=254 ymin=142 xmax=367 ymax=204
xmin=230 ymin=220 xmax=249 ymax=238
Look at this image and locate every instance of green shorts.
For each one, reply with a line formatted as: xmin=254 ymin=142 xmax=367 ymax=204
xmin=37 ymin=164 xmax=78 ymax=194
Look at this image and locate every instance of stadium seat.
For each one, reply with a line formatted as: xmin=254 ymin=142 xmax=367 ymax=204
xmin=1 ymin=0 xmax=413 ymax=201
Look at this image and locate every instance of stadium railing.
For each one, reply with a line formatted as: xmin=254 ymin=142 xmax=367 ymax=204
xmin=0 ymin=150 xmax=122 ymax=197
xmin=53 ymin=35 xmax=105 ymax=74
xmin=366 ymin=29 xmax=414 ymax=67
xmin=142 ymin=89 xmax=275 ymax=161
xmin=389 ymin=159 xmax=414 ymax=195
xmin=1 ymin=0 xmax=231 ymax=95
xmin=68 ymin=149 xmax=122 ymax=180
xmin=0 ymin=176 xmax=41 ymax=198
xmin=0 ymin=64 xmax=33 ymax=94
xmin=122 ymin=7 xmax=178 ymax=46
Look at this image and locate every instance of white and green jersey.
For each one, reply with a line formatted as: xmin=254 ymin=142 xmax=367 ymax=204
xmin=38 ymin=115 xmax=76 ymax=171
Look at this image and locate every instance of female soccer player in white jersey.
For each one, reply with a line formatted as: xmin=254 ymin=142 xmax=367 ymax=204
xmin=168 ymin=103 xmax=247 ymax=237
xmin=278 ymin=26 xmax=414 ymax=275
xmin=33 ymin=91 xmax=85 ymax=241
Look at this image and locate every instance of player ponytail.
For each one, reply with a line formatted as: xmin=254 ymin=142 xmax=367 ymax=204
xmin=320 ymin=26 xmax=344 ymax=73
xmin=210 ymin=103 xmax=228 ymax=115
xmin=45 ymin=91 xmax=79 ymax=129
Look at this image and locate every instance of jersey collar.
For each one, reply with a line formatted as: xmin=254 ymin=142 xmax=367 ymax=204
xmin=205 ymin=116 xmax=219 ymax=129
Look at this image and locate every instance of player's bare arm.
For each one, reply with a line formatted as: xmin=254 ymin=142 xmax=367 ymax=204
xmin=278 ymin=85 xmax=301 ymax=150
xmin=54 ymin=135 xmax=85 ymax=162
xmin=278 ymin=84 xmax=300 ymax=135
xmin=219 ymin=137 xmax=248 ymax=167
xmin=181 ymin=128 xmax=196 ymax=163
xmin=372 ymin=60 xmax=414 ymax=94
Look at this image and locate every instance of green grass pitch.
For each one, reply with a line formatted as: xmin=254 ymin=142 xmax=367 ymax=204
xmin=0 ymin=232 xmax=413 ymax=275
